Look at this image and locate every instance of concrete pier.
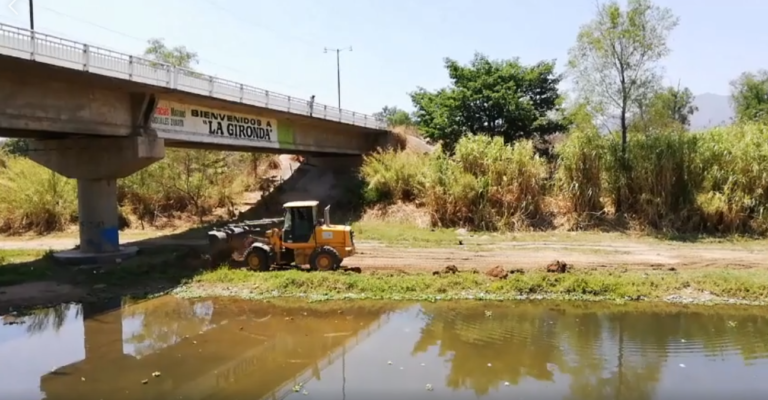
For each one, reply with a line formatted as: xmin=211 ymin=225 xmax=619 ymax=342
xmin=76 ymin=179 xmax=120 ymax=254
xmin=28 ymin=136 xmax=165 ymax=263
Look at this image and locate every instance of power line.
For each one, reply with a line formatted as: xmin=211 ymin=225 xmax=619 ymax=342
xmin=199 ymin=0 xmax=322 ymax=49
xmin=29 ymin=5 xmax=306 ymax=93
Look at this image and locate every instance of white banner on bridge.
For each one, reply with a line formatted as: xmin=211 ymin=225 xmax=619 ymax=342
xmin=151 ymin=100 xmax=280 ymax=146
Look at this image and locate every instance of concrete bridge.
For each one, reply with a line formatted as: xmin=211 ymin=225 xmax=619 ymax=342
xmin=0 ymin=22 xmax=391 ymax=261
xmin=39 ymin=298 xmax=396 ymax=400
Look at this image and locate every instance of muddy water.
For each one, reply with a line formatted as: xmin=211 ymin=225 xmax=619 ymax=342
xmin=1 ymin=299 xmax=768 ymax=400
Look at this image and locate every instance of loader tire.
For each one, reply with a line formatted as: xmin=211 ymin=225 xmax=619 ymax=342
xmin=309 ymin=246 xmax=341 ymax=272
xmin=243 ymin=247 xmax=270 ymax=272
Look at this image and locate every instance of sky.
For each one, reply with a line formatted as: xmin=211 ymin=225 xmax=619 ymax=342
xmin=0 ymin=0 xmax=766 ymax=116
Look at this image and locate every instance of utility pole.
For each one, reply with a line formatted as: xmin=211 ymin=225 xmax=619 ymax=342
xmin=28 ymin=0 xmax=34 ymax=30
xmin=324 ymin=46 xmax=352 ymax=109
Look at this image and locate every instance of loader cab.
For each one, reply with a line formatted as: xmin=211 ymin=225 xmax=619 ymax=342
xmin=282 ymin=200 xmax=320 ymax=243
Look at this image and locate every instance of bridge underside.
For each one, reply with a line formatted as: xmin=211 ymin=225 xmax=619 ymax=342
xmin=0 ymin=54 xmax=389 ymax=263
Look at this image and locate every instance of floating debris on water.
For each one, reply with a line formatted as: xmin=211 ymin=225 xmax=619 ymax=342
xmin=152 ymin=371 xmax=161 ymax=377
xmin=142 ymin=379 xmax=149 ymax=384
xmin=426 ymin=384 xmax=433 ymax=391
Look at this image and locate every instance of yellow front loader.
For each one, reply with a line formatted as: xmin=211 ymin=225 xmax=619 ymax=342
xmin=208 ymin=200 xmax=356 ymax=271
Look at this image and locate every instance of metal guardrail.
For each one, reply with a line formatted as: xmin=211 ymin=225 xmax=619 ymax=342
xmin=0 ymin=22 xmax=388 ymax=130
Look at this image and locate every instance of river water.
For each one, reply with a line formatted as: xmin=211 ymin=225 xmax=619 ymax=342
xmin=1 ymin=298 xmax=767 ymax=400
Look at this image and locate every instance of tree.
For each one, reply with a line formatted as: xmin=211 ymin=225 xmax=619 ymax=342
xmin=0 ymin=138 xmax=29 ymax=156
xmin=568 ymin=0 xmax=679 ymax=152
xmin=134 ymin=39 xmax=235 ymax=222
xmin=730 ymin=69 xmax=768 ymax=123
xmin=410 ymin=53 xmax=568 ymax=151
xmin=143 ymin=38 xmax=199 ymax=69
xmin=374 ymin=106 xmax=415 ymax=127
xmin=633 ymin=84 xmax=698 ymax=130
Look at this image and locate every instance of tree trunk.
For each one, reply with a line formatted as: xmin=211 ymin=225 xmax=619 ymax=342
xmin=616 ymin=108 xmax=629 ymax=213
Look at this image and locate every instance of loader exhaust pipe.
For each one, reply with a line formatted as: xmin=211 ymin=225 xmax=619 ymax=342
xmin=324 ymin=205 xmax=331 ymax=226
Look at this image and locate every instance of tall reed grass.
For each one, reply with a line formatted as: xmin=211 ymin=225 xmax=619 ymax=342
xmin=0 ymin=149 xmax=274 ymax=234
xmin=361 ymin=123 xmax=768 ymax=234
xmin=363 ymin=135 xmax=548 ymax=230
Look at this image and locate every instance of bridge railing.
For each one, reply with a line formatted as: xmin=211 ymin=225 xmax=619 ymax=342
xmin=0 ymin=22 xmax=388 ymax=130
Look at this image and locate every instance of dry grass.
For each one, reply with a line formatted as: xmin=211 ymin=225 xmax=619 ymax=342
xmin=359 ymin=202 xmax=432 ymax=228
xmin=361 ymin=123 xmax=768 ymax=235
xmin=362 ymin=135 xmax=551 ymax=231
xmin=0 ymin=149 xmax=282 ymax=235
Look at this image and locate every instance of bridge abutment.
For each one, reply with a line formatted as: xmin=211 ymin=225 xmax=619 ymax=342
xmin=28 ymin=136 xmax=165 ymax=264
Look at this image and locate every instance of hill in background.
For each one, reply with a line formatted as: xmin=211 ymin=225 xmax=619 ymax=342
xmin=691 ymin=93 xmax=734 ymax=131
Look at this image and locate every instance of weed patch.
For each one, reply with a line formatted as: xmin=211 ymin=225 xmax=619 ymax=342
xmin=189 ymin=267 xmax=768 ymax=303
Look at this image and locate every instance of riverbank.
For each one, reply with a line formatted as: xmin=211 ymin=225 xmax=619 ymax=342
xmin=2 ymin=224 xmax=768 ymax=312
xmin=175 ymin=266 xmax=768 ymax=306
xmin=3 ymin=247 xmax=768 ymax=312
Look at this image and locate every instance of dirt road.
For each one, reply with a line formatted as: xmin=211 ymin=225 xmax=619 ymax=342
xmin=1 ymin=234 xmax=766 ymax=271
xmin=350 ymin=240 xmax=768 ymax=271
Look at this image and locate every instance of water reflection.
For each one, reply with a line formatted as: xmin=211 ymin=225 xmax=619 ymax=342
xmin=24 ymin=303 xmax=82 ymax=336
xmin=122 ymin=296 xmax=215 ymax=358
xmin=414 ymin=303 xmax=768 ymax=399
xmin=0 ymin=300 xmax=767 ymax=399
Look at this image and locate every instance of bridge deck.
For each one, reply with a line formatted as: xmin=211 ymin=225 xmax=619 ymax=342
xmin=0 ymin=22 xmax=386 ymax=131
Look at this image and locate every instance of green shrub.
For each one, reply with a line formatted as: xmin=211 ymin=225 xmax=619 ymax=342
xmin=119 ymin=149 xmax=249 ymax=225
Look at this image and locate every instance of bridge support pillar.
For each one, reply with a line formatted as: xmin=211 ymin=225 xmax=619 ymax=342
xmin=27 ymin=136 xmax=165 ymax=264
xmin=76 ymin=179 xmax=120 ymax=254
xmin=82 ymin=298 xmax=125 ymax=361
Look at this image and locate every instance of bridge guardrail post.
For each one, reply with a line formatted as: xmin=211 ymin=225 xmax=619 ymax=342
xmin=208 ymin=75 xmax=215 ymax=96
xmin=128 ymin=55 xmax=134 ymax=79
xmin=82 ymin=44 xmax=90 ymax=72
xmin=30 ymin=30 xmax=36 ymax=61
xmin=287 ymin=96 xmax=291 ymax=112
xmin=239 ymin=83 xmax=244 ymax=103
xmin=265 ymin=90 xmax=270 ymax=107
